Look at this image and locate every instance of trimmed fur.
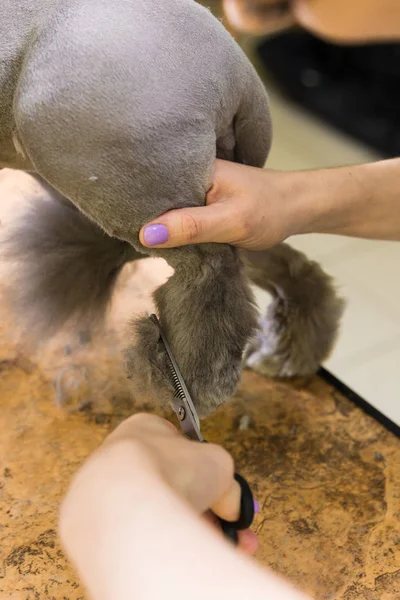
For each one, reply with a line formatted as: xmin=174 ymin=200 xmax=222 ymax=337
xmin=125 ymin=246 xmax=258 ymax=417
xmin=0 ymin=0 xmax=344 ymax=416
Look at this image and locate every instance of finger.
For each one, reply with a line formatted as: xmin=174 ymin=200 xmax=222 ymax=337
xmin=182 ymin=442 xmax=235 ymax=513
xmin=238 ymin=529 xmax=259 ymax=555
xmin=211 ymin=476 xmax=260 ymax=534
xmin=139 ymin=202 xmax=247 ymax=248
xmin=211 ymin=478 xmax=242 ymax=522
xmin=204 ymin=513 xmax=259 ymax=555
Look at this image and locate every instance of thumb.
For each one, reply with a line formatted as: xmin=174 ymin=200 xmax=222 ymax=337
xmin=139 ymin=202 xmax=246 ymax=248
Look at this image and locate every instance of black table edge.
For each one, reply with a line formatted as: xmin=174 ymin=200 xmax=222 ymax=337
xmin=318 ymin=367 xmax=400 ymax=439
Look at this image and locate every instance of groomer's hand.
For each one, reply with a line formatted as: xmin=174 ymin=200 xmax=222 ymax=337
xmin=60 ymin=413 xmax=312 ymax=600
xmin=60 ymin=414 xmax=258 ymax=571
xmin=140 ymin=160 xmax=299 ymax=251
xmin=140 ymin=158 xmax=400 ymax=249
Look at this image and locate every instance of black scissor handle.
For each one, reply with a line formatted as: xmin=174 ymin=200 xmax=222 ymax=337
xmin=201 ymin=441 xmax=255 ymax=544
xmin=217 ymin=473 xmax=255 ymax=545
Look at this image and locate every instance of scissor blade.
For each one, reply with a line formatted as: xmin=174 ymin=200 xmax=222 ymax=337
xmin=170 ymin=397 xmax=203 ymax=442
xmin=150 ymin=315 xmax=203 ymax=442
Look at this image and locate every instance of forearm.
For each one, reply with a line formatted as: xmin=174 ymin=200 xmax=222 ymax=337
xmin=60 ymin=441 xmax=307 ymax=600
xmin=293 ymin=158 xmax=400 ymax=241
xmin=96 ymin=482 xmax=306 ymax=600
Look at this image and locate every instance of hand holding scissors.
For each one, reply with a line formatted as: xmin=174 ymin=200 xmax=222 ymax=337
xmin=150 ymin=314 xmax=256 ymax=545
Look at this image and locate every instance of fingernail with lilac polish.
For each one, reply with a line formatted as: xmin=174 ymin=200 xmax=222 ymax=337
xmin=254 ymin=499 xmax=260 ymax=514
xmin=143 ymin=224 xmax=169 ymax=246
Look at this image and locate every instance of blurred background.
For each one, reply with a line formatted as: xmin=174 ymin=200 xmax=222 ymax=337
xmin=207 ymin=1 xmax=400 ymax=427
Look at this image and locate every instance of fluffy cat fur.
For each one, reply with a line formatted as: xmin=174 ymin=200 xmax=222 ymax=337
xmin=0 ymin=0 xmax=343 ymax=417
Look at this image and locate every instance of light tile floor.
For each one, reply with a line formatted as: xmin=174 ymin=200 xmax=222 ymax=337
xmin=254 ymin=78 xmax=400 ymax=425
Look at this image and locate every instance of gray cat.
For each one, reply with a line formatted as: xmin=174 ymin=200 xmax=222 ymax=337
xmin=1 ymin=0 xmax=343 ymax=417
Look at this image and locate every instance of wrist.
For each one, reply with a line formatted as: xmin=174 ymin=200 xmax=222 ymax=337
xmin=270 ymin=169 xmax=326 ymax=239
xmin=285 ymin=165 xmax=365 ymax=238
xmin=249 ymin=168 xmax=315 ymax=245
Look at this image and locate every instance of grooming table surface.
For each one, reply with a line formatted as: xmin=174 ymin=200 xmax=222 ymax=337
xmin=1 ymin=171 xmax=399 ymax=600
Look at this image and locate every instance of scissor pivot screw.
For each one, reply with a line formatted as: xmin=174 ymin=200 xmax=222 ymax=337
xmin=178 ymin=406 xmax=186 ymax=421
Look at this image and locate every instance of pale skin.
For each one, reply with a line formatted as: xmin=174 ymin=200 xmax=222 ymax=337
xmin=60 ymin=414 xmax=308 ymax=600
xmin=140 ymin=158 xmax=400 ymax=250
xmin=139 ymin=0 xmax=400 ymax=251
xmin=222 ymin=0 xmax=400 ymax=42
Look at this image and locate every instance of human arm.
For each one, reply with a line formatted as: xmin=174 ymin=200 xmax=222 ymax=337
xmin=222 ymin=0 xmax=400 ymax=43
xmin=140 ymin=158 xmax=400 ymax=251
xmin=59 ymin=414 xmax=308 ymax=600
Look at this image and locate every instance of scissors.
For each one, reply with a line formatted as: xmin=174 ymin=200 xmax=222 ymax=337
xmin=150 ymin=314 xmax=255 ymax=544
